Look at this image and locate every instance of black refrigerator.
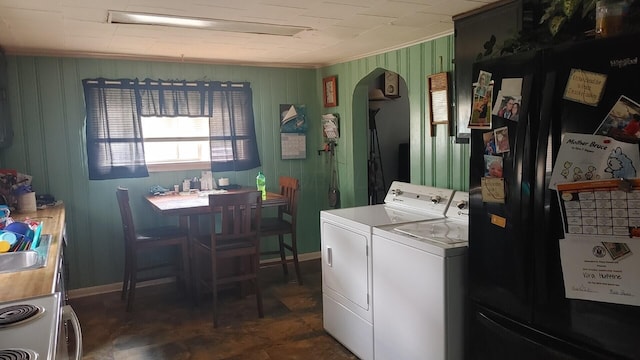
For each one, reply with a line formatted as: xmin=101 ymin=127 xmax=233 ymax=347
xmin=468 ymin=33 xmax=640 ymax=360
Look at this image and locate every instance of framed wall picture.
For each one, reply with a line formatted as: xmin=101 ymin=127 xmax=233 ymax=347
xmin=323 ymin=76 xmax=338 ymax=107
xmin=427 ymin=72 xmax=451 ymax=136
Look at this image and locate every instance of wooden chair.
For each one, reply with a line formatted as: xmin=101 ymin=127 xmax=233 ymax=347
xmin=259 ymin=176 xmax=302 ymax=285
xmin=116 ymin=187 xmax=191 ymax=312
xmin=192 ymin=191 xmax=264 ymax=327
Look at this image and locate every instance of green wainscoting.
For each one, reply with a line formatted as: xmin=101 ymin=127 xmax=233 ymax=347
xmin=0 ymin=33 xmax=469 ymax=291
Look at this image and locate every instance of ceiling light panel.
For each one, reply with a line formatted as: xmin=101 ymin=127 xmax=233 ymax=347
xmin=107 ymin=10 xmax=311 ymax=36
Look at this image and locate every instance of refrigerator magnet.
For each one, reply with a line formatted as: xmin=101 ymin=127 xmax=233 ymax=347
xmin=481 ymin=177 xmax=505 ymax=204
xmin=469 ymin=85 xmax=493 ymax=130
xmin=490 ymin=214 xmax=507 ymax=228
xmin=563 ymin=69 xmax=607 ymax=106
xmin=594 ymin=95 xmax=640 ymax=144
xmin=483 ymin=131 xmax=497 ymax=155
xmin=484 ymin=155 xmax=503 ymax=178
xmin=495 ymin=126 xmax=510 ymax=153
xmin=474 ymin=70 xmax=492 ymax=98
xmin=493 ymin=91 xmax=522 ymax=121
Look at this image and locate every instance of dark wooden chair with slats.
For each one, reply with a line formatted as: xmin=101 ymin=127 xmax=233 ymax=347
xmin=259 ymin=176 xmax=303 ymax=285
xmin=192 ymin=191 xmax=264 ymax=327
xmin=116 ymin=187 xmax=191 ymax=312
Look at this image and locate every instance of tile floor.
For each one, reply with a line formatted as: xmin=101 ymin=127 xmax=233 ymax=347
xmin=70 ymin=259 xmax=357 ymax=360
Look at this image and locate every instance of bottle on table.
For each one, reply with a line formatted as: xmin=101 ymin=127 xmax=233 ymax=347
xmin=256 ymin=171 xmax=266 ymax=200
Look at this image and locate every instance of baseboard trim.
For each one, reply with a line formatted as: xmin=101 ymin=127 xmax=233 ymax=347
xmin=68 ymin=251 xmax=321 ymax=299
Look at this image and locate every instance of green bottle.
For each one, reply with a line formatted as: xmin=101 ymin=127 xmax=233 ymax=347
xmin=256 ymin=171 xmax=266 ymax=200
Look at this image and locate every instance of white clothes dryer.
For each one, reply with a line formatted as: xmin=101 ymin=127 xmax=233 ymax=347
xmin=320 ymin=182 xmax=455 ymax=360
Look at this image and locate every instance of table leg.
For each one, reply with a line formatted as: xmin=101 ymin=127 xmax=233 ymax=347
xmin=181 ymin=214 xmax=200 ymax=305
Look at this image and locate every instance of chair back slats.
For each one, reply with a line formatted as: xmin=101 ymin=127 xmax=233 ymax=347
xmin=209 ymin=191 xmax=262 ymax=241
xmin=199 ymin=190 xmax=264 ymax=326
xmin=278 ymin=176 xmax=299 ymax=219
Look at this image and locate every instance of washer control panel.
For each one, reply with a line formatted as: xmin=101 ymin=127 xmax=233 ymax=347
xmin=445 ymin=191 xmax=469 ymax=221
xmin=384 ymin=181 xmax=454 ymax=216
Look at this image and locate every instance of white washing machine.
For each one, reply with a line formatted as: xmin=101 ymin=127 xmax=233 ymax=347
xmin=320 ymin=182 xmax=455 ymax=360
xmin=371 ymin=191 xmax=469 ymax=360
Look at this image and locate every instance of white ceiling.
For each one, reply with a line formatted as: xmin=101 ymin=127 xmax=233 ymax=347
xmin=0 ymin=0 xmax=498 ymax=68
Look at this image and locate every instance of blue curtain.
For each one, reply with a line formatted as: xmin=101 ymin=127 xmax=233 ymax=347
xmin=82 ymin=78 xmax=261 ymax=180
xmin=138 ymin=79 xmax=210 ymax=117
xmin=209 ymin=82 xmax=261 ymax=172
xmin=83 ymin=78 xmax=148 ymax=180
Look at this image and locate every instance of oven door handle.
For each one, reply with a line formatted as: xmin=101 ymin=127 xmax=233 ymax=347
xmin=62 ymin=305 xmax=83 ymax=360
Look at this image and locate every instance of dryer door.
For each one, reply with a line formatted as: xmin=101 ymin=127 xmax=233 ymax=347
xmin=321 ymin=220 xmax=369 ymax=311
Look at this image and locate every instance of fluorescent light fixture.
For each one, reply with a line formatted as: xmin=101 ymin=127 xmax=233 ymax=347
xmin=107 ymin=10 xmax=311 ymax=36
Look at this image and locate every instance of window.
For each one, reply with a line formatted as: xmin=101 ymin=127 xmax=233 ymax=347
xmin=142 ymin=116 xmax=211 ymax=171
xmin=82 ymin=79 xmax=261 ymax=180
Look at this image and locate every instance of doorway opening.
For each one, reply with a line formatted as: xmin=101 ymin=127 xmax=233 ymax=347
xmin=353 ymin=69 xmax=410 ymax=205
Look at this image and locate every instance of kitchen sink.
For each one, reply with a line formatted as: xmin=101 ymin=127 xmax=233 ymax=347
xmin=0 ymin=234 xmax=51 ymax=274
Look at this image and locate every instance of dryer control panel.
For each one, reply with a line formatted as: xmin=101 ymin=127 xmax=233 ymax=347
xmin=384 ymin=181 xmax=454 ymax=216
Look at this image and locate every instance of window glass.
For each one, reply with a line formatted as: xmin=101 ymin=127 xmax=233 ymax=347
xmin=141 ymin=116 xmax=209 ymax=164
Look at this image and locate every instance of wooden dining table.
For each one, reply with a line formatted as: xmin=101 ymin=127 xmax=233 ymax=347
xmin=144 ymin=188 xmax=287 ymax=233
xmin=144 ymin=188 xmax=287 ymax=299
xmin=145 ymin=189 xmax=286 ymax=215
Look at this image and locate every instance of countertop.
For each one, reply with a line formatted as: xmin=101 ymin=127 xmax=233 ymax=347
xmin=0 ymin=204 xmax=65 ymax=303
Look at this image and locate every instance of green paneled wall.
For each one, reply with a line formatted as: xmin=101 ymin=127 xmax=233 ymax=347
xmin=320 ymin=35 xmax=469 ymax=206
xmin=1 ymin=33 xmax=469 ymax=291
xmin=2 ymin=57 xmax=327 ymax=290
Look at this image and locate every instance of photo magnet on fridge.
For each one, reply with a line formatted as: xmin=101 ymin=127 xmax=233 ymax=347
xmin=474 ymin=70 xmax=492 ymax=98
xmin=594 ymin=95 xmax=640 ymax=144
xmin=469 ymin=85 xmax=493 ymax=129
xmin=484 ymin=155 xmax=503 ymax=178
xmin=493 ymin=92 xmax=521 ymax=121
xmin=494 ymin=126 xmax=510 ymax=153
xmin=483 ymin=131 xmax=497 ymax=155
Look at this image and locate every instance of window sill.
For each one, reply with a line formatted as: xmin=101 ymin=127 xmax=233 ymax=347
xmin=147 ymin=161 xmax=210 ymax=172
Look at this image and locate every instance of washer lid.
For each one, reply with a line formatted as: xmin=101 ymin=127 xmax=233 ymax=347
xmin=321 ymin=203 xmax=445 ymax=229
xmin=394 ymin=220 xmax=468 ymax=245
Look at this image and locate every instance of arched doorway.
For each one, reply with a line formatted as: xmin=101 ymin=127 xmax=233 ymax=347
xmin=352 ymin=68 xmax=410 ymax=205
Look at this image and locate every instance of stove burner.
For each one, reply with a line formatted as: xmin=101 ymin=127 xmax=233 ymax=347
xmin=0 ymin=348 xmax=37 ymax=360
xmin=0 ymin=305 xmax=44 ymax=328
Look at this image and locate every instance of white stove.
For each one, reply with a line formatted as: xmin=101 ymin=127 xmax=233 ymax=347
xmin=320 ymin=182 xmax=455 ymax=360
xmin=0 ymin=292 xmax=82 ymax=360
xmin=0 ymin=293 xmax=62 ymax=360
xmin=371 ymin=191 xmax=469 ymax=360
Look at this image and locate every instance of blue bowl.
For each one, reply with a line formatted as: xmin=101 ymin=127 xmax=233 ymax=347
xmin=4 ymin=222 xmax=33 ymax=239
xmin=0 ymin=231 xmax=18 ymax=245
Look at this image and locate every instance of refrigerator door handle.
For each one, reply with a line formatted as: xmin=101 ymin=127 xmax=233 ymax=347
xmin=533 ymin=71 xmax=557 ymax=305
